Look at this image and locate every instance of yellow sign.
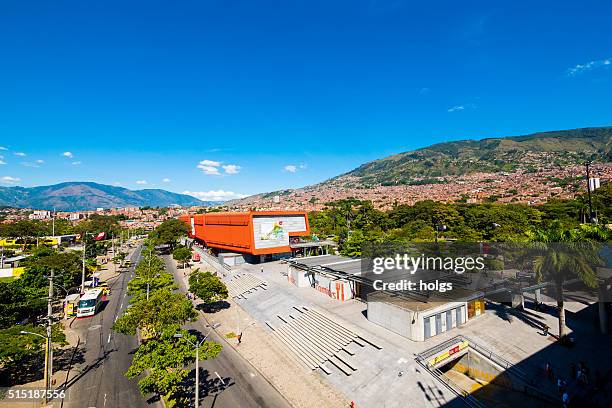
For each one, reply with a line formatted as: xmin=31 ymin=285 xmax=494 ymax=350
xmin=12 ymin=267 xmax=25 ymax=277
xmin=428 ymin=341 xmax=469 ymax=367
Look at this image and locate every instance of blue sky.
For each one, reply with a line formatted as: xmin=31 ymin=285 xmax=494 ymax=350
xmin=0 ymin=0 xmax=611 ymax=201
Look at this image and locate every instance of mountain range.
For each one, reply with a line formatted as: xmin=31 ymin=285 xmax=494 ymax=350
xmin=228 ymin=126 xmax=612 ymax=210
xmin=0 ymin=182 xmax=206 ymax=211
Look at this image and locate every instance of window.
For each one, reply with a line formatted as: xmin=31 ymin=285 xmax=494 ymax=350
xmin=79 ymin=299 xmax=96 ymax=308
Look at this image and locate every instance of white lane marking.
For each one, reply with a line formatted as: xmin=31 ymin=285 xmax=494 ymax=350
xmin=114 ymin=315 xmax=118 ymax=322
xmin=120 ymin=302 xmax=124 ymax=309
xmin=107 ymin=333 xmax=112 ymax=343
xmin=104 ymin=393 xmax=107 ymax=407
xmin=124 ymin=293 xmax=127 ymax=298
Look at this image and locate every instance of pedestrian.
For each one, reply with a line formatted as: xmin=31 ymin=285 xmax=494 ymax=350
xmin=545 ymin=362 xmax=553 ymax=380
xmin=562 ymin=391 xmax=569 ymax=408
xmin=577 ymin=369 xmax=584 ymax=385
xmin=557 ymin=378 xmax=566 ymax=393
xmin=542 ymin=324 xmax=549 ymax=336
xmin=260 ymin=266 xmax=264 ymax=274
xmin=237 ymin=333 xmax=243 ymax=344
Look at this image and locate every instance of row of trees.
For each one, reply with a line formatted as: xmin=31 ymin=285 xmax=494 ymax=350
xmin=112 ymin=233 xmax=222 ymax=406
xmin=0 ymin=246 xmax=85 ymax=385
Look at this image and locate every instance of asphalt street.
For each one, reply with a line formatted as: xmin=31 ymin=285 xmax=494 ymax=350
xmin=62 ymin=244 xmax=156 ymax=408
xmin=164 ymin=256 xmax=291 ymax=408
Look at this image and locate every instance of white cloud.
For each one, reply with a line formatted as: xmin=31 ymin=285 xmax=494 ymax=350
xmin=222 ymin=164 xmax=241 ymax=174
xmin=162 ymin=177 xmax=171 ymax=183
xmin=136 ymin=180 xmax=147 ymax=185
xmin=14 ymin=152 xmax=26 ymax=157
xmin=36 ymin=159 xmax=44 ymax=164
xmin=567 ymin=58 xmax=611 ymax=76
xmin=0 ymin=160 xmax=5 ymax=165
xmin=197 ymin=159 xmax=241 ymax=175
xmin=284 ymin=165 xmax=297 ymax=173
xmin=419 ymin=87 xmax=431 ymax=95
xmin=62 ymin=151 xmax=74 ymax=158
xmin=198 ymin=159 xmax=221 ymax=167
xmin=183 ymin=190 xmax=247 ymax=202
xmin=72 ymin=161 xmax=82 ymax=166
xmin=0 ymin=147 xmax=7 ymax=151
xmin=198 ymin=165 xmax=220 ymax=175
xmin=22 ymin=162 xmax=41 ymax=168
xmin=299 ymin=164 xmax=307 ymax=170
xmin=448 ymin=105 xmax=465 ymax=112
xmin=1 ymin=176 xmax=21 ymax=184
xmin=197 ymin=159 xmax=221 ymax=175
xmin=113 ymin=181 xmax=122 ymax=186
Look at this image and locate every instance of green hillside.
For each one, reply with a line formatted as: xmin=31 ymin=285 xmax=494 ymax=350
xmin=338 ymin=126 xmax=612 ymax=186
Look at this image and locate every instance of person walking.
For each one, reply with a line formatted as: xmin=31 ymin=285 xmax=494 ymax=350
xmin=545 ymin=362 xmax=553 ymax=380
xmin=557 ymin=378 xmax=566 ymax=393
xmin=562 ymin=391 xmax=569 ymax=408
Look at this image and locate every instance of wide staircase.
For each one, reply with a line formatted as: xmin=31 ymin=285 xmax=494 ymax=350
xmin=266 ymin=306 xmax=382 ymax=375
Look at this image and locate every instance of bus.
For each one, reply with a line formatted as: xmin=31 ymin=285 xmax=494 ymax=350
xmin=77 ymin=289 xmax=104 ymax=317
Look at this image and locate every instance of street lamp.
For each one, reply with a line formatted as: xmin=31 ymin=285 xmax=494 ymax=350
xmin=174 ymin=325 xmax=219 ymax=408
xmin=20 ymin=330 xmax=52 ymax=403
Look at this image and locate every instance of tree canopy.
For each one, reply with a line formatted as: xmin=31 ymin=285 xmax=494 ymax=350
xmin=188 ymin=270 xmax=228 ymax=304
xmin=148 ymin=219 xmax=188 ymax=248
xmin=113 ymin=289 xmax=197 ymax=338
xmin=125 ymin=325 xmax=221 ymax=404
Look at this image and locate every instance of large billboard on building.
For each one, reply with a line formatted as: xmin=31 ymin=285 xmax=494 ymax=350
xmin=253 ymin=215 xmax=307 ymax=249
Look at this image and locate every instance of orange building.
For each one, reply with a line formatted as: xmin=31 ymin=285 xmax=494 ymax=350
xmin=179 ymin=211 xmax=310 ymax=259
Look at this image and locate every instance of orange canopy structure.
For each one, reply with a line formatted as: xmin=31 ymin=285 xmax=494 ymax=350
xmin=179 ymin=211 xmax=310 ymax=256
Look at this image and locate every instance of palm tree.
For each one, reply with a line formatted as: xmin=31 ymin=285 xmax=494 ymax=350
xmin=528 ymin=224 xmax=604 ymax=340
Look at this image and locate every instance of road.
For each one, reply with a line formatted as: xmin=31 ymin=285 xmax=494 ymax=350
xmin=62 ymin=244 xmax=156 ymax=408
xmin=164 ymin=256 xmax=291 ymax=408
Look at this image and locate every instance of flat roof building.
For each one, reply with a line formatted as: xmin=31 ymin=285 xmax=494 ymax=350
xmin=180 ymin=211 xmax=310 ymax=261
xmin=287 ymin=254 xmax=486 ymax=341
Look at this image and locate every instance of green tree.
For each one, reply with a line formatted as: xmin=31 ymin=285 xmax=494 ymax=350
xmin=0 ymin=324 xmax=66 ymax=384
xmin=149 ymin=219 xmax=188 ymax=248
xmin=172 ymin=246 xmax=192 ymax=269
xmin=125 ymin=325 xmax=221 ymax=405
xmin=113 ymin=289 xmax=197 ymax=338
xmin=341 ymin=230 xmax=366 ymax=257
xmin=188 ymin=270 xmax=228 ymax=304
xmin=528 ymin=225 xmax=603 ymax=339
xmin=128 ymin=273 xmax=177 ymax=304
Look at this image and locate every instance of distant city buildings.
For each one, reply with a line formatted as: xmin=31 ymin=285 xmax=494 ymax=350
xmin=228 ymin=163 xmax=611 ymax=211
xmin=28 ymin=210 xmax=51 ymax=220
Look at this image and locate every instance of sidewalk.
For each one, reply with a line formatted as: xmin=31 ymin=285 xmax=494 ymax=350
xmin=171 ymin=258 xmax=350 ymax=408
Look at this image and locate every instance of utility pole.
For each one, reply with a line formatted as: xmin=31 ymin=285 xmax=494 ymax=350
xmin=81 ymin=232 xmax=88 ymax=294
xmin=45 ymin=270 xmax=54 ymax=403
xmin=585 ymin=161 xmax=596 ymax=224
xmin=52 ymin=207 xmax=55 ymax=237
